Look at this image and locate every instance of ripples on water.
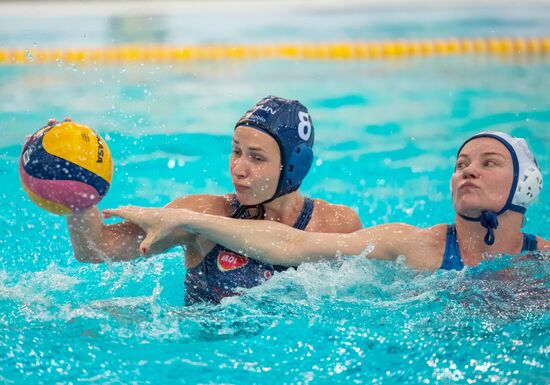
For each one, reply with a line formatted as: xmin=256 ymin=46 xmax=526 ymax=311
xmin=0 ymin=16 xmax=549 ymax=382
xmin=0 ymin=250 xmax=548 ymax=384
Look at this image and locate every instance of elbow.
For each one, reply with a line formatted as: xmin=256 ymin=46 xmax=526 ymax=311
xmin=73 ymin=249 xmax=106 ymax=264
xmin=73 ymin=252 xmax=96 ymax=264
xmin=70 ymin=234 xmax=112 ymax=264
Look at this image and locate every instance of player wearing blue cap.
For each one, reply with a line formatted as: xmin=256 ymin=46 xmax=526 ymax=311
xmin=67 ymin=96 xmax=362 ymax=304
xmin=104 ymin=131 xmax=548 ymax=271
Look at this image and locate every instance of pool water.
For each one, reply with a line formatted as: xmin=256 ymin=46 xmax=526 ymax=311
xmin=1 ymin=56 xmax=548 ymax=385
xmin=1 ymin=2 xmax=550 ymax=384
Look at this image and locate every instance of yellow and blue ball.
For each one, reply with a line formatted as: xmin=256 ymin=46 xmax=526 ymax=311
xmin=19 ymin=121 xmax=114 ymax=215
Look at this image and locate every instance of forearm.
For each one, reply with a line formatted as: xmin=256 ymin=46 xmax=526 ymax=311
xmin=67 ymin=207 xmax=143 ymax=262
xmin=179 ymin=210 xmax=365 ymax=266
xmin=67 ymin=207 xmax=107 ymax=262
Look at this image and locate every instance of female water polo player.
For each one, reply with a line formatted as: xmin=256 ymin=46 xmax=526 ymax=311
xmin=104 ymin=131 xmax=548 ymax=270
xmin=67 ymin=96 xmax=362 ymax=304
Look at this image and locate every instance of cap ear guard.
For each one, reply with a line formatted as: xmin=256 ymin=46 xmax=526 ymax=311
xmin=283 ymin=143 xmax=313 ymax=194
xmin=513 ymin=166 xmax=543 ymax=207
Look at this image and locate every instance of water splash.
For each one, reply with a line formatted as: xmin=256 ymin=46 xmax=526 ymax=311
xmin=0 ymin=251 xmax=548 ymax=383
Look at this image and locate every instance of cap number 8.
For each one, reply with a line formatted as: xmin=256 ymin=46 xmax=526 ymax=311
xmin=298 ymin=111 xmax=312 ymax=141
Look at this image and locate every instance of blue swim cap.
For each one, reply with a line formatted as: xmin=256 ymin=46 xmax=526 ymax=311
xmin=235 ymin=96 xmax=314 ymax=203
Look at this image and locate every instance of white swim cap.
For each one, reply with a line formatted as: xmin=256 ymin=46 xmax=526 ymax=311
xmin=456 ymin=131 xmax=543 ymax=245
xmin=457 ymin=131 xmax=543 ymax=214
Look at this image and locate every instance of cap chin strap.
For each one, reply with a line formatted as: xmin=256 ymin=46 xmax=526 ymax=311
xmin=459 ymin=211 xmax=499 ymax=245
xmin=232 ymin=185 xmax=300 ymax=220
xmin=232 ymin=203 xmax=265 ymax=220
xmin=458 ymin=202 xmax=526 ymax=246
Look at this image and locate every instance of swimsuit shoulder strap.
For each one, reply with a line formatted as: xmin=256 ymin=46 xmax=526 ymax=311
xmin=230 ymin=194 xmax=240 ymax=210
xmin=292 ymin=197 xmax=315 ymax=230
xmin=441 ymin=224 xmax=464 ymax=271
xmin=230 ymin=195 xmax=253 ymax=219
xmin=521 ymin=232 xmax=538 ymax=252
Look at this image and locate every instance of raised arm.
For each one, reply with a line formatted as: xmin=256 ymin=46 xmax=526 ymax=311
xmin=67 ymin=206 xmax=145 ymax=263
xmin=67 ymin=195 xmax=219 ymax=263
xmin=67 ymin=206 xmax=193 ymax=263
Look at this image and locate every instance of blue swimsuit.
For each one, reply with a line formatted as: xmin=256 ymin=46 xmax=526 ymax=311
xmin=185 ymin=196 xmax=315 ymax=304
xmin=441 ymin=224 xmax=538 ymax=271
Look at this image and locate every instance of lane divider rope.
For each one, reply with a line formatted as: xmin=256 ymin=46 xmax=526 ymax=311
xmin=1 ymin=37 xmax=549 ymax=64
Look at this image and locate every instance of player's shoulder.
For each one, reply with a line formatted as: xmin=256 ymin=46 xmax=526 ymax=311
xmin=311 ymin=198 xmax=362 ymax=233
xmin=166 ymin=194 xmax=234 ymax=216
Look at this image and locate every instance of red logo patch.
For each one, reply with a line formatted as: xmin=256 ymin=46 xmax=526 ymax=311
xmin=217 ymin=251 xmax=249 ymax=271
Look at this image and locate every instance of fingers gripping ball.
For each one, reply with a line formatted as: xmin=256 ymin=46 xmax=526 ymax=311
xmin=19 ymin=121 xmax=114 ymax=215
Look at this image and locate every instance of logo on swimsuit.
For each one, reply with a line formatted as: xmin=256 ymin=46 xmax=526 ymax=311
xmin=217 ymin=251 xmax=249 ymax=271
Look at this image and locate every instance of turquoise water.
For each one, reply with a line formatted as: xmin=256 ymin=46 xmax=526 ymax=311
xmin=1 ymin=3 xmax=550 ymax=385
xmin=1 ymin=56 xmax=548 ymax=385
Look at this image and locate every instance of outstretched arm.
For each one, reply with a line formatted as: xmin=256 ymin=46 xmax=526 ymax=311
xmin=180 ymin=211 xmax=401 ymax=265
xmin=103 ymin=207 xmax=427 ymax=267
xmin=185 ymin=211 xmax=371 ymax=265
